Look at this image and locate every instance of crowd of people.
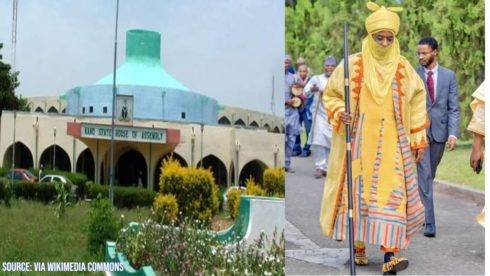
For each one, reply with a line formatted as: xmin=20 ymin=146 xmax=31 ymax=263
xmin=285 ymin=1 xmax=483 ymax=274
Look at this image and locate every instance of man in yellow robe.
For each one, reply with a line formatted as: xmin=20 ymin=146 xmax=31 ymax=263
xmin=319 ymin=2 xmax=427 ymax=274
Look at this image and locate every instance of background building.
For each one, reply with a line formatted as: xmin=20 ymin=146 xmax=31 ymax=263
xmin=0 ymin=29 xmax=284 ymax=191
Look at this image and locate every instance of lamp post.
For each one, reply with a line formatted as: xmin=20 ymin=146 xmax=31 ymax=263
xmin=234 ymin=140 xmax=240 ymax=186
xmin=109 ymin=0 xmax=120 ymax=204
xmin=32 ymin=117 xmax=39 ymax=169
xmin=53 ymin=127 xmax=57 ymax=170
xmin=199 ymin=124 xmax=204 ymax=168
xmin=273 ymin=144 xmax=279 ymax=168
xmin=191 ymin=127 xmax=196 ymax=167
xmin=11 ymin=111 xmax=17 ymax=188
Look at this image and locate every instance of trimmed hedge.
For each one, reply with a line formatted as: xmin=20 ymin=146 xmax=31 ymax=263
xmin=159 ymin=158 xmax=219 ymax=224
xmin=226 ymin=188 xmax=245 ymax=220
xmin=0 ymin=178 xmax=72 ymax=203
xmin=263 ymin=168 xmax=285 ymax=197
xmin=0 ymin=167 xmax=8 ymax=177
xmin=153 ymin=194 xmax=179 ymax=225
xmin=87 ymin=184 xmax=156 ymax=209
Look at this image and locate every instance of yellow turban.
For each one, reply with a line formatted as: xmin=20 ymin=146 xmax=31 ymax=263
xmin=365 ymin=2 xmax=403 ymax=34
xmin=362 ymin=2 xmax=403 ymax=105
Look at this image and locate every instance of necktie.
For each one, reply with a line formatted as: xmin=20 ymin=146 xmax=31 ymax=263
xmin=427 ymin=70 xmax=434 ymax=103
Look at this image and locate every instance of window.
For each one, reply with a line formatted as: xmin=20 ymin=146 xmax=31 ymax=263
xmin=82 ymin=107 xmax=85 ymax=114
xmin=13 ymin=172 xmax=23 ymax=180
xmin=103 ymin=106 xmax=108 ymax=113
xmin=89 ymin=106 xmax=94 ymax=113
xmin=181 ymin=112 xmax=186 ymax=119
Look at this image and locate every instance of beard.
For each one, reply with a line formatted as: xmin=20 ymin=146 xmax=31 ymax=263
xmin=420 ymin=55 xmax=435 ymax=66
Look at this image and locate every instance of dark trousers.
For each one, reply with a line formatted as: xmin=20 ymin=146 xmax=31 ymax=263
xmin=293 ymin=108 xmax=312 ymax=154
xmin=416 ymin=141 xmax=445 ymax=226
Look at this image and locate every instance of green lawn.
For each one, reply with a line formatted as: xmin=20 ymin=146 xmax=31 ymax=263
xmin=0 ymin=200 xmax=150 ymax=263
xmin=0 ymin=199 xmax=234 ymax=266
xmin=435 ymin=142 xmax=484 ymax=191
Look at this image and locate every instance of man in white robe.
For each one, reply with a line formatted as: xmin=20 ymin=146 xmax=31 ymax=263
xmin=304 ymin=56 xmax=337 ymax=178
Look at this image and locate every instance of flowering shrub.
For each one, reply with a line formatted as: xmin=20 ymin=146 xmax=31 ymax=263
xmin=159 ymin=158 xmax=219 ymax=225
xmin=152 ymin=194 xmax=178 ymax=225
xmin=226 ymin=178 xmax=267 ymax=221
xmin=245 ymin=177 xmax=267 ymax=197
xmin=226 ymin=187 xmax=245 ymax=220
xmin=263 ymin=168 xmax=285 ymax=197
xmin=116 ymin=219 xmax=285 ymax=275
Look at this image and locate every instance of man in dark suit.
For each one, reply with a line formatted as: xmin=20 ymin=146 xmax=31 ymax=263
xmin=416 ymin=37 xmax=460 ymax=237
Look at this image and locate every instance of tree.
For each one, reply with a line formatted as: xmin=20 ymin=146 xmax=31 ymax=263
xmin=0 ymin=43 xmax=28 ymax=115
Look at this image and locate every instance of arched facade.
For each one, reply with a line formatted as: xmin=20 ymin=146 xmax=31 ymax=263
xmin=39 ymin=145 xmax=71 ymax=171
xmin=218 ymin=116 xmax=231 ymax=125
xmin=76 ymin=148 xmax=95 ymax=181
xmin=47 ymin=106 xmax=59 ymax=113
xmin=116 ymin=149 xmax=147 ymax=187
xmin=239 ymin=159 xmax=268 ymax=186
xmin=197 ymin=154 xmax=227 ymax=188
xmin=234 ymin=119 xmax=246 ymax=126
xmin=2 ymin=142 xmax=34 ymax=170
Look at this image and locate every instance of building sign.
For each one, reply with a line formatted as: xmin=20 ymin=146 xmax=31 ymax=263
xmin=81 ymin=123 xmax=166 ymax=144
xmin=116 ymin=94 xmax=133 ymax=124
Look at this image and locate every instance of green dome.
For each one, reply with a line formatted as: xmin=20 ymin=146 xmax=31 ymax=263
xmin=96 ymin=29 xmax=189 ymax=91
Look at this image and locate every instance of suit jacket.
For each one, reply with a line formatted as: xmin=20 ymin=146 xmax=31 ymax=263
xmin=417 ymin=65 xmax=460 ymax=143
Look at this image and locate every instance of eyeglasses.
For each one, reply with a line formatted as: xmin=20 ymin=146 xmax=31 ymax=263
xmin=415 ymin=51 xmax=434 ymax=57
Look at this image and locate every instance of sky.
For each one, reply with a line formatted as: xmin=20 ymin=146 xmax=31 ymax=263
xmin=0 ymin=0 xmax=285 ymax=116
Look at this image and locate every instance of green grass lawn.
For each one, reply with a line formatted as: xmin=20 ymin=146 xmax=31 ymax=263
xmin=435 ymin=142 xmax=484 ymax=191
xmin=0 ymin=199 xmax=234 ymax=265
xmin=0 ymin=199 xmax=149 ymax=263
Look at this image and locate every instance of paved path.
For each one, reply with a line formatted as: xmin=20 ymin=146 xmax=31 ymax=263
xmin=285 ymin=155 xmax=485 ymax=275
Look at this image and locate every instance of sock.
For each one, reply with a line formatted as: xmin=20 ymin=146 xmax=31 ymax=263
xmin=384 ymin=252 xmax=394 ymax=263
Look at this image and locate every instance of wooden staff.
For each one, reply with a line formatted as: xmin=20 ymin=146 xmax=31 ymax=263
xmin=343 ymin=23 xmax=356 ymax=275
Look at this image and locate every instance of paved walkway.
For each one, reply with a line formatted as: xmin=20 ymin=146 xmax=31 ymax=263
xmin=285 ymin=155 xmax=485 ymax=275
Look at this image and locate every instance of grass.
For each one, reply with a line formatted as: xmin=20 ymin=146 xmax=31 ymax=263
xmin=0 ymin=199 xmax=234 ymax=264
xmin=0 ymin=199 xmax=150 ymax=263
xmin=435 ymin=142 xmax=484 ymax=191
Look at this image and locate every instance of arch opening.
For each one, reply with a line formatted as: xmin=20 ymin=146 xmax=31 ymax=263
xmin=76 ymin=148 xmax=95 ymax=181
xmin=218 ymin=116 xmax=231 ymax=125
xmin=116 ymin=149 xmax=147 ymax=187
xmin=39 ymin=145 xmax=71 ymax=171
xmin=197 ymin=155 xmax=227 ymax=188
xmin=3 ymin=142 xmax=34 ymax=170
xmin=239 ymin=159 xmax=268 ymax=187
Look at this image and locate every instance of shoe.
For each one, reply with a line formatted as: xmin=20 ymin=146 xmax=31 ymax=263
xmin=292 ymin=150 xmax=302 ymax=157
xmin=314 ymin=169 xmax=323 ymax=179
xmin=285 ymin=167 xmax=295 ymax=173
xmin=424 ymin=223 xmax=436 ymax=237
xmin=382 ymin=256 xmax=409 ymax=275
xmin=300 ymin=150 xmax=311 ymax=157
xmin=322 ymin=170 xmax=327 ymax=177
